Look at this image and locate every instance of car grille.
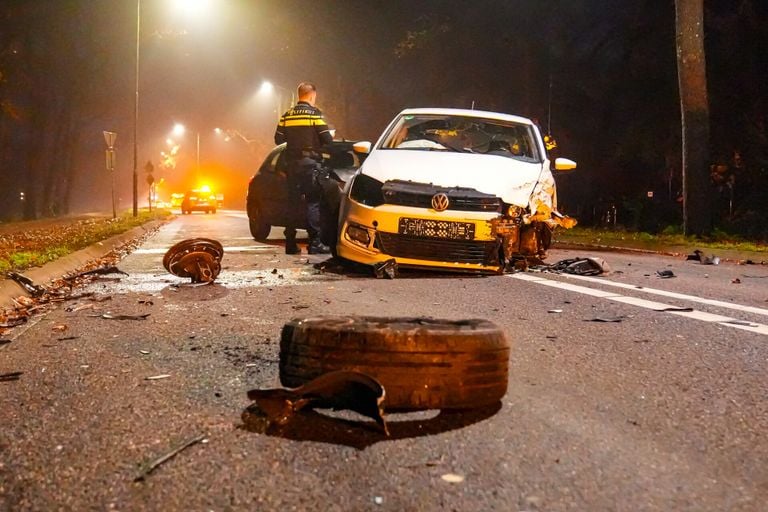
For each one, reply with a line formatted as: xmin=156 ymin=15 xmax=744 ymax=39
xmin=376 ymin=233 xmax=499 ymax=266
xmin=381 ymin=180 xmax=502 ymax=212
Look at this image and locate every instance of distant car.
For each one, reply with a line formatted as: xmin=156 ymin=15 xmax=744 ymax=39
xmin=181 ymin=189 xmax=217 ymax=214
xmin=336 ymin=108 xmax=578 ymax=273
xmin=246 ymin=141 xmax=362 ymax=243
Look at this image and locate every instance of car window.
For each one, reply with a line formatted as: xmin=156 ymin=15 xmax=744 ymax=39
xmin=379 ymin=114 xmax=542 ymax=163
xmin=326 ymin=149 xmax=359 ymax=170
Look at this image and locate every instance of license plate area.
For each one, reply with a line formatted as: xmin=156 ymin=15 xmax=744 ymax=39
xmin=398 ymin=217 xmax=475 ymax=240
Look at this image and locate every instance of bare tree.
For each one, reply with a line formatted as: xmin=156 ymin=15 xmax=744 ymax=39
xmin=676 ymin=0 xmax=712 ymax=235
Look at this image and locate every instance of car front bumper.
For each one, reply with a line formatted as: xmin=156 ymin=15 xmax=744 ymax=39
xmin=337 ymin=200 xmax=503 ymax=273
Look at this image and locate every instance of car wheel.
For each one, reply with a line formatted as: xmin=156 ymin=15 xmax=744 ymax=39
xmin=248 ymin=203 xmax=271 ymax=241
xmin=279 ymin=316 xmax=510 ymax=410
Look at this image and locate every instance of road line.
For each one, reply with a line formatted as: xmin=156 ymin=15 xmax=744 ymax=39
xmin=560 ymin=272 xmax=768 ymax=317
xmin=510 ymin=273 xmax=768 ymax=336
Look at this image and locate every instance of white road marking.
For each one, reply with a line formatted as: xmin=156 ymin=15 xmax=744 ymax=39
xmin=561 ymin=272 xmax=768 ymax=317
xmin=510 ymin=273 xmax=768 ymax=336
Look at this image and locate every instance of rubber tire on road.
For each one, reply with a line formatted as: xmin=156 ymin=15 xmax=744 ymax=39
xmin=279 ymin=316 xmax=510 ymax=410
xmin=248 ymin=203 xmax=271 ymax=241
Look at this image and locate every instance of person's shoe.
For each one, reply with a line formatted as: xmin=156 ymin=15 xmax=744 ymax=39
xmin=285 ymin=243 xmax=301 ymax=255
xmin=307 ymin=241 xmax=331 ymax=255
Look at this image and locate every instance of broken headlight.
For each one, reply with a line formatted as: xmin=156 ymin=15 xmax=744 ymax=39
xmin=349 ymin=174 xmax=385 ymax=207
xmin=505 ymin=204 xmax=525 ymax=219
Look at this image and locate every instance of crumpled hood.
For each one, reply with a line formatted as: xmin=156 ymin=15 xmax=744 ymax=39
xmin=360 ymin=149 xmax=556 ymax=214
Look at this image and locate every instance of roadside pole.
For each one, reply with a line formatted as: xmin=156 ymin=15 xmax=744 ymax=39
xmin=145 ymin=160 xmax=154 ymax=212
xmin=103 ymin=131 xmax=117 ymax=219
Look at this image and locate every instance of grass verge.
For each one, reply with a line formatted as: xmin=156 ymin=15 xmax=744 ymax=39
xmin=555 ymin=226 xmax=768 ymax=256
xmin=0 ymin=209 xmax=171 ymax=274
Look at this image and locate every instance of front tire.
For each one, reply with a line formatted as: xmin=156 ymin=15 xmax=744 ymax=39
xmin=248 ymin=202 xmax=271 ymax=241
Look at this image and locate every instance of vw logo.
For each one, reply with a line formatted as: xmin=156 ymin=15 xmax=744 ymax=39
xmin=431 ymin=193 xmax=450 ymax=212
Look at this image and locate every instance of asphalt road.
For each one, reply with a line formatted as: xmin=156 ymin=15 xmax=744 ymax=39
xmin=1 ymin=211 xmax=767 ymax=511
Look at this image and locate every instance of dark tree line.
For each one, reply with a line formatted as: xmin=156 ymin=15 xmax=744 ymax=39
xmin=1 ymin=1 xmax=766 ymax=238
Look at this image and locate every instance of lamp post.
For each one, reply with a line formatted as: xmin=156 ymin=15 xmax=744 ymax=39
xmin=172 ymin=123 xmax=203 ymax=182
xmin=133 ymin=0 xmax=141 ymax=217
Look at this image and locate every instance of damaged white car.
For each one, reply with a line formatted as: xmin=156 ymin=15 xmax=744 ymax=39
xmin=336 ymin=108 xmax=577 ymax=273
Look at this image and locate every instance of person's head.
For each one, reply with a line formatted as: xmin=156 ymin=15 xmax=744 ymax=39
xmin=297 ymin=82 xmax=317 ymax=105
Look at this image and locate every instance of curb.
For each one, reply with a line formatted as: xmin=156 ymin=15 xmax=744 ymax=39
xmin=0 ymin=219 xmax=169 ymax=309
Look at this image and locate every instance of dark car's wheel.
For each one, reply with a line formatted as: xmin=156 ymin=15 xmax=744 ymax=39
xmin=248 ymin=203 xmax=271 ymax=241
xmin=279 ymin=316 xmax=510 ymax=410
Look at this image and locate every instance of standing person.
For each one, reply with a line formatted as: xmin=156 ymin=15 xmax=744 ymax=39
xmin=274 ymin=82 xmax=334 ymax=254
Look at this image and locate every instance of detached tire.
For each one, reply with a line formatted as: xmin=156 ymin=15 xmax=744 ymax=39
xmin=279 ymin=316 xmax=510 ymax=410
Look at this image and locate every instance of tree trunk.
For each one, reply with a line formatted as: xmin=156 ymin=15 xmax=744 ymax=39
xmin=675 ymin=0 xmax=711 ymax=236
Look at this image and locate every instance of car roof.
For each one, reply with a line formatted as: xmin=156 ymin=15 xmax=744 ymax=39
xmin=397 ymin=107 xmax=534 ymax=126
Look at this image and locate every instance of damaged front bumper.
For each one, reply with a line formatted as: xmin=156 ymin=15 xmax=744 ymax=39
xmin=337 ymin=198 xmax=578 ymax=273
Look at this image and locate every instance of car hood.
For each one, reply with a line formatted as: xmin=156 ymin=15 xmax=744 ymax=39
xmin=360 ymin=149 xmax=556 ymax=214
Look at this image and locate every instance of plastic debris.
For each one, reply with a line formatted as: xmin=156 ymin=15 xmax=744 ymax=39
xmin=246 ymin=370 xmax=388 ymax=435
xmin=441 ymin=473 xmax=465 ymax=483
xmin=531 ymin=257 xmax=610 ymax=276
xmin=373 ymin=259 xmax=398 ymax=279
xmin=587 ymin=316 xmax=626 ymax=323
xmin=145 ymin=374 xmax=171 ymax=380
xmin=101 ymin=313 xmax=150 ymax=321
xmin=686 ymin=249 xmax=720 ymax=265
xmin=656 ymin=270 xmax=676 ymax=279
xmin=6 ymin=271 xmax=47 ymax=297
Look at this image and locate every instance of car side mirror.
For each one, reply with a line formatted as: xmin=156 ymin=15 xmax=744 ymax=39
xmin=554 ymin=157 xmax=577 ymax=173
xmin=353 ymin=141 xmax=372 ymax=155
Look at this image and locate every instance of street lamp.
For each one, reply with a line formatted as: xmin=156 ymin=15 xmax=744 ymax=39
xmin=259 ymin=81 xmax=295 ymax=120
xmin=171 ymin=123 xmax=205 ymax=181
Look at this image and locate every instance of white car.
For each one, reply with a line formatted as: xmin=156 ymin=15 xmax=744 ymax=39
xmin=336 ymin=107 xmax=577 ymax=273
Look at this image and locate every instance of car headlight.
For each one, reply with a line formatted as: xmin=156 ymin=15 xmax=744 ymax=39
xmin=506 ymin=204 xmax=524 ymax=218
xmin=349 ymin=174 xmax=384 ymax=206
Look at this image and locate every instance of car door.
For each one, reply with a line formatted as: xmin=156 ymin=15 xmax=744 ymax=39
xmin=257 ymin=147 xmax=306 ymax=227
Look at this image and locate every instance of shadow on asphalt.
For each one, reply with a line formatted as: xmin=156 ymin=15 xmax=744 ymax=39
xmin=313 ymin=257 xmax=491 ymax=280
xmin=239 ymin=401 xmax=502 ymax=450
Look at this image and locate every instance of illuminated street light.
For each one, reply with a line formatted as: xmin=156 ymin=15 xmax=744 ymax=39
xmin=259 ymin=80 xmax=295 ymax=121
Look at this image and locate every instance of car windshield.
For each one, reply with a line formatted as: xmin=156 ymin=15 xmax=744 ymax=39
xmin=379 ymin=114 xmax=541 ymax=162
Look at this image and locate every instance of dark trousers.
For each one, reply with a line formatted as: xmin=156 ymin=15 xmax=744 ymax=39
xmin=286 ymin=158 xmax=323 ymax=244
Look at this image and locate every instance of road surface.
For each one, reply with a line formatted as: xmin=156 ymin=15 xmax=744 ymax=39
xmin=1 ymin=211 xmax=766 ymax=511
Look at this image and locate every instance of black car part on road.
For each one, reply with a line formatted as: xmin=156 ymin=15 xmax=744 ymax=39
xmin=279 ymin=315 xmax=510 ymax=410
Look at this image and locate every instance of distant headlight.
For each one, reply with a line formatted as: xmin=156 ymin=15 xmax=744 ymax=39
xmin=349 ymin=174 xmax=384 ymax=207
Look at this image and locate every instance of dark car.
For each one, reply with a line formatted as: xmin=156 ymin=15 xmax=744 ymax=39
xmin=246 ymin=141 xmax=363 ymax=243
xmin=181 ymin=188 xmax=217 ymax=214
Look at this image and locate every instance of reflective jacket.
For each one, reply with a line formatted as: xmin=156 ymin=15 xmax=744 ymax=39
xmin=274 ymin=101 xmax=333 ymax=163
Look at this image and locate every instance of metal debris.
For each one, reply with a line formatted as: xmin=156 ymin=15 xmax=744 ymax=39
xmin=373 ymin=258 xmax=398 ymax=279
xmin=653 ymin=306 xmax=694 ymax=312
xmin=0 ymin=339 xmax=11 ymax=346
xmin=134 ymin=434 xmax=206 ymax=482
xmin=6 ymin=271 xmax=47 ymax=297
xmin=163 ymin=238 xmax=224 ymax=284
xmin=0 ymin=371 xmax=23 ymax=382
xmin=656 ymin=269 xmax=676 ymax=279
xmin=246 ymin=370 xmax=389 ymax=435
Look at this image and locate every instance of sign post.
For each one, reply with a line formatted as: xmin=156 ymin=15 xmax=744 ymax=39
xmin=144 ymin=160 xmax=155 ymax=212
xmin=103 ymin=131 xmax=117 ymax=219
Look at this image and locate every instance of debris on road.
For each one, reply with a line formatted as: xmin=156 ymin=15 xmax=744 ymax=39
xmin=6 ymin=271 xmax=47 ymax=297
xmin=731 ymin=278 xmax=742 ymax=284
xmin=441 ymin=473 xmax=465 ymax=483
xmin=64 ymin=265 xmax=128 ymax=281
xmin=586 ymin=316 xmax=626 ymax=323
xmin=134 ymin=434 xmax=206 ymax=482
xmin=656 ymin=269 xmax=676 ymax=279
xmin=547 ymin=309 xmax=563 ymax=313
xmin=163 ymin=238 xmax=224 ymax=284
xmin=100 ymin=313 xmax=151 ymax=321
xmin=247 ymin=370 xmax=389 ymax=435
xmin=686 ymin=250 xmax=720 ymax=265
xmin=373 ymin=258 xmax=398 ymax=279
xmin=653 ymin=306 xmax=694 ymax=312
xmin=0 ymin=371 xmax=23 ymax=382
xmin=530 ymin=257 xmax=610 ymax=276
xmin=145 ymin=374 xmax=171 ymax=380
xmin=0 ymin=339 xmax=11 ymax=346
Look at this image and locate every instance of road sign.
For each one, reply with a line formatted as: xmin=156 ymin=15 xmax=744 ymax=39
xmin=103 ymin=131 xmax=117 ymax=148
